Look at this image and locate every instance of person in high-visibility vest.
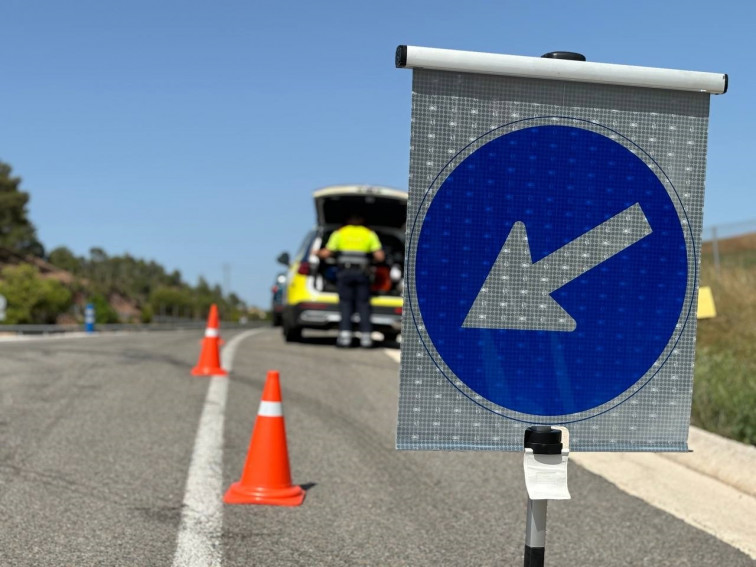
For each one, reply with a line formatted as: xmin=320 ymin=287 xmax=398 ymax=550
xmin=317 ymin=214 xmax=385 ymax=348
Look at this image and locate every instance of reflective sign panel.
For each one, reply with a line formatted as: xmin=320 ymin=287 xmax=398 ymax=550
xmin=397 ymin=64 xmax=716 ymax=451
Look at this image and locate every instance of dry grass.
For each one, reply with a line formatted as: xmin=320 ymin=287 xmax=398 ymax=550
xmin=694 ymin=243 xmax=756 ymax=445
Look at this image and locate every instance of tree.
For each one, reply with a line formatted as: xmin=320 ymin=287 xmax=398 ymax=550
xmin=48 ymin=246 xmax=82 ymax=274
xmin=0 ymin=264 xmax=72 ymax=323
xmin=89 ymin=293 xmax=120 ymax=324
xmin=0 ymin=161 xmax=44 ymax=256
xmin=140 ymin=304 xmax=154 ymax=324
xmin=227 ymin=292 xmax=245 ymax=310
xmin=149 ymin=286 xmax=194 ymax=317
xmin=89 ymin=247 xmax=108 ymax=263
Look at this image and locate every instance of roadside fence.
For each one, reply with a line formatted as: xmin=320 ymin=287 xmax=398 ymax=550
xmin=701 ymin=219 xmax=756 ymax=276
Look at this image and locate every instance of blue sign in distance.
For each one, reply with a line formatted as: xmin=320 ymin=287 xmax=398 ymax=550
xmin=412 ymin=123 xmax=690 ymax=418
xmin=85 ymin=303 xmax=95 ymax=333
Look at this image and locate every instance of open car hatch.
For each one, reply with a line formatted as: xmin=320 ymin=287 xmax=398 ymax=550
xmin=313 ymin=185 xmax=407 ymax=230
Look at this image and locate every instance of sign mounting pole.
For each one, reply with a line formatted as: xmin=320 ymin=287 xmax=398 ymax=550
xmin=522 ymin=426 xmax=565 ymax=567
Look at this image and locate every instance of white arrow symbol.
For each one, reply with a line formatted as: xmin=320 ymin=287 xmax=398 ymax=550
xmin=463 ymin=202 xmax=653 ymax=332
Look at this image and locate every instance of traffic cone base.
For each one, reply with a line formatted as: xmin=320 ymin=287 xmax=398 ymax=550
xmin=224 ymin=481 xmax=305 ymax=506
xmin=191 ymin=364 xmax=227 ymax=376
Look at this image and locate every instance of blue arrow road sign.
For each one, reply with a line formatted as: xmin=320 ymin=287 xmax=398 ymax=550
xmin=411 ymin=123 xmax=691 ymax=417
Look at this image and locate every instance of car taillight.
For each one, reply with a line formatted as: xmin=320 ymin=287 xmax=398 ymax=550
xmin=297 ymin=261 xmax=311 ymax=275
xmin=394 ymin=307 xmax=403 ymax=314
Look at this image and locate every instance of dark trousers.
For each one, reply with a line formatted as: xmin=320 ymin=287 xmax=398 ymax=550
xmin=337 ymin=269 xmax=372 ymax=333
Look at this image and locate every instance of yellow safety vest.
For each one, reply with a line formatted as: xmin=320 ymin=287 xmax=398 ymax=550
xmin=325 ymin=225 xmax=382 ymax=253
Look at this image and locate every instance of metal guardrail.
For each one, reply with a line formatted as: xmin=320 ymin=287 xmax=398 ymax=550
xmin=0 ymin=321 xmax=268 ymax=335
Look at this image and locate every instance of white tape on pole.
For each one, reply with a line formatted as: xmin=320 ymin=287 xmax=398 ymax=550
xmin=523 ymin=449 xmax=571 ymax=500
xmin=397 ymin=45 xmax=727 ymax=94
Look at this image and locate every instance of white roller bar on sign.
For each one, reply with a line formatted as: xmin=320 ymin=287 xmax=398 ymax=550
xmin=396 ymin=45 xmax=728 ymax=94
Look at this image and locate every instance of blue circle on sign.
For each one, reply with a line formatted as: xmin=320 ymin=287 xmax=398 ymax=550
xmin=414 ymin=124 xmax=689 ymax=417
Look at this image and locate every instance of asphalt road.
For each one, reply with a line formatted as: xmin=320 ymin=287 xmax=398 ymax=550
xmin=0 ymin=329 xmax=752 ymax=566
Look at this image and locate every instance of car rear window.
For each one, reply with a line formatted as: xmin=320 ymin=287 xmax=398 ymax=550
xmin=294 ymin=229 xmax=316 ymax=261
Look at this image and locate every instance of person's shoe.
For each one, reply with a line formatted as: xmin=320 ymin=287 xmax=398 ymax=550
xmin=336 ymin=331 xmax=352 ymax=348
xmin=360 ymin=335 xmax=373 ymax=349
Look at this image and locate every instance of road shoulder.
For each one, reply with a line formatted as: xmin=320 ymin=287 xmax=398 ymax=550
xmin=382 ymin=347 xmax=756 ymax=559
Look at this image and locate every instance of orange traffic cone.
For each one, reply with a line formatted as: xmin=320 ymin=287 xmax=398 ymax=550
xmin=191 ymin=304 xmax=227 ymax=376
xmin=224 ymin=370 xmax=305 ymax=506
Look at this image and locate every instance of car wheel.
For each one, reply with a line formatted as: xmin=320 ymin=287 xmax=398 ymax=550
xmin=283 ymin=322 xmax=302 ymax=342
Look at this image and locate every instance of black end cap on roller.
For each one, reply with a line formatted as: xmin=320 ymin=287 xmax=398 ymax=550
xmin=541 ymin=51 xmax=586 ymax=61
xmin=396 ymin=45 xmax=408 ymax=68
xmin=524 ymin=426 xmax=563 ymax=455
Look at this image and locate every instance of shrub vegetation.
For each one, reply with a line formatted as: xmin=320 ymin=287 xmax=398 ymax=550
xmin=696 ymin=239 xmax=756 ymax=445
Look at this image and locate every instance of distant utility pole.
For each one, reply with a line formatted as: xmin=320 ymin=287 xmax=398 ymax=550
xmin=222 ymin=263 xmax=231 ymax=294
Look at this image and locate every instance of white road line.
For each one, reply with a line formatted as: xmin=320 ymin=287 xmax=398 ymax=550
xmin=0 ymin=331 xmax=103 ymax=342
xmin=382 ymin=348 xmax=756 ymax=559
xmin=572 ymin=450 xmax=756 ymax=559
xmin=172 ymin=329 xmax=263 ymax=567
xmin=383 ymin=349 xmax=400 ymax=363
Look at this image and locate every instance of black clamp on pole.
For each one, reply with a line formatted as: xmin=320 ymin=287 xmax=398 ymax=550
xmin=524 ymin=425 xmax=563 ymax=454
xmin=523 ymin=426 xmax=563 ymax=567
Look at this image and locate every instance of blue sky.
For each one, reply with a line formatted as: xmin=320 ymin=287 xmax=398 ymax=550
xmin=3 ymin=1 xmax=751 ymax=307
